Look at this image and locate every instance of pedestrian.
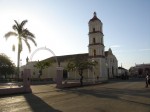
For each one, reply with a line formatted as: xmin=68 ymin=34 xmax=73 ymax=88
xmin=145 ymin=73 xmax=149 ymax=88
xmin=80 ymin=75 xmax=83 ymax=86
xmin=148 ymin=74 xmax=150 ymax=85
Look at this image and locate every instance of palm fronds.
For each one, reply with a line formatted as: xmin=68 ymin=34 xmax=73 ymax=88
xmin=4 ymin=32 xmax=17 ymax=39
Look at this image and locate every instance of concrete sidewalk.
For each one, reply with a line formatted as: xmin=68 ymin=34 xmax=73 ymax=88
xmin=0 ymin=79 xmax=150 ymax=112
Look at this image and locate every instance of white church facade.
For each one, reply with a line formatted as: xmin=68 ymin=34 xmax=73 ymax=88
xmin=20 ymin=12 xmax=118 ymax=81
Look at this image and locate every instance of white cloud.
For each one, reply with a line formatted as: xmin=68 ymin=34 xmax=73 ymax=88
xmin=139 ymin=49 xmax=150 ymax=51
xmin=110 ymin=45 xmax=120 ymax=48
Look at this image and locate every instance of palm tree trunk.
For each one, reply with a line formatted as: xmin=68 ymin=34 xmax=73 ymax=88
xmin=17 ymin=38 xmax=21 ymax=79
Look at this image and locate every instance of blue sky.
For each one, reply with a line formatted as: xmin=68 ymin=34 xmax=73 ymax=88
xmin=0 ymin=0 xmax=150 ymax=69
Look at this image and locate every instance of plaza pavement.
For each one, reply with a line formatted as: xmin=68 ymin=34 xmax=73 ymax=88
xmin=0 ymin=78 xmax=150 ymax=112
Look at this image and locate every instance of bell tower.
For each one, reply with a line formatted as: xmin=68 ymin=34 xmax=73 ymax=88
xmin=88 ymin=12 xmax=105 ymax=58
xmin=88 ymin=12 xmax=107 ymax=80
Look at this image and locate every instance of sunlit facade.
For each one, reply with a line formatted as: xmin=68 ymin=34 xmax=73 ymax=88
xmin=20 ymin=12 xmax=118 ymax=81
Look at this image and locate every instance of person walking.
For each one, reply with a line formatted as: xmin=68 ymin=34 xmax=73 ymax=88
xmin=145 ymin=73 xmax=149 ymax=88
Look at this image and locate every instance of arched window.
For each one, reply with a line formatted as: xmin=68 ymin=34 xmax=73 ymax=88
xmin=93 ymin=49 xmax=96 ymax=56
xmin=93 ymin=38 xmax=96 ymax=44
xmin=93 ymin=28 xmax=95 ymax=32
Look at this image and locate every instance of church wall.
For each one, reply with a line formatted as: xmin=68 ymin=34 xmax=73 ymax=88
xmin=99 ymin=58 xmax=108 ymax=80
xmin=20 ymin=62 xmax=39 ymax=79
xmin=106 ymin=55 xmax=118 ymax=78
xmin=40 ymin=62 xmax=92 ymax=81
xmin=21 ymin=59 xmax=101 ymax=81
xmin=88 ymin=58 xmax=108 ymax=81
xmin=24 ymin=62 xmax=59 ymax=80
xmin=89 ymin=21 xmax=101 ymax=32
xmin=89 ymin=45 xmax=103 ymax=56
xmin=89 ymin=33 xmax=103 ymax=44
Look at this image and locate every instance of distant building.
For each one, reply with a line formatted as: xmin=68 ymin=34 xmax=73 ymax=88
xmin=129 ymin=63 xmax=150 ymax=77
xmin=118 ymin=66 xmax=129 ymax=79
xmin=20 ymin=12 xmax=118 ymax=81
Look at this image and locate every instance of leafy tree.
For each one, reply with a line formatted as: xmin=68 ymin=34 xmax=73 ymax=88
xmin=66 ymin=57 xmax=97 ymax=86
xmin=4 ymin=20 xmax=37 ymax=78
xmin=34 ymin=61 xmax=51 ymax=79
xmin=0 ymin=54 xmax=15 ymax=79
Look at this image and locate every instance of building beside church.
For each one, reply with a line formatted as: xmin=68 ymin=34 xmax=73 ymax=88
xmin=20 ymin=12 xmax=118 ymax=81
xmin=129 ymin=63 xmax=150 ymax=77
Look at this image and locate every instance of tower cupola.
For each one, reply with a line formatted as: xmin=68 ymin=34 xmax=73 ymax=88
xmin=88 ymin=12 xmax=103 ymax=35
xmin=89 ymin=12 xmax=101 ymax=23
xmin=88 ymin=12 xmax=105 ymax=58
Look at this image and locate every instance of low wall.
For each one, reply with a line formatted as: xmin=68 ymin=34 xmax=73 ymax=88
xmin=56 ymin=80 xmax=108 ymax=89
xmin=0 ymin=87 xmax=32 ymax=96
xmin=0 ymin=69 xmax=32 ymax=96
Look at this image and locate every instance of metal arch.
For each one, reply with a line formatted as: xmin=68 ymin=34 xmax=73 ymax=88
xmin=30 ymin=47 xmax=58 ymax=65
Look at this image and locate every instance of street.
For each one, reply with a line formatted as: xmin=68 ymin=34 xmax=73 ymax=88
xmin=0 ymin=79 xmax=150 ymax=112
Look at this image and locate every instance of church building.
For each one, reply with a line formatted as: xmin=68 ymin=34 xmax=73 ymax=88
xmin=20 ymin=12 xmax=118 ymax=81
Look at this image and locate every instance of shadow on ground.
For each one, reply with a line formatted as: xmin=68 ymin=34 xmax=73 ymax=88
xmin=23 ymin=93 xmax=62 ymax=112
xmin=0 ymin=93 xmax=62 ymax=112
xmin=62 ymin=81 xmax=150 ymax=107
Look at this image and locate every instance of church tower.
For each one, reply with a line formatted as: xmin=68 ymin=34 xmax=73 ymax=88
xmin=88 ymin=12 xmax=107 ymax=80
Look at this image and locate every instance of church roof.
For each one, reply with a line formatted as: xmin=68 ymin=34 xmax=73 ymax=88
xmin=118 ymin=67 xmax=127 ymax=71
xmin=89 ymin=12 xmax=101 ymax=23
xmin=43 ymin=53 xmax=89 ymax=63
xmin=57 ymin=53 xmax=88 ymax=62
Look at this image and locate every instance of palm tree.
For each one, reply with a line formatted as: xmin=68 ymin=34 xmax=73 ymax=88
xmin=4 ymin=20 xmax=37 ymax=78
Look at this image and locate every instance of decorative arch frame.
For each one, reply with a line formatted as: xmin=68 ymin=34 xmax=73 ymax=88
xmin=30 ymin=47 xmax=58 ymax=65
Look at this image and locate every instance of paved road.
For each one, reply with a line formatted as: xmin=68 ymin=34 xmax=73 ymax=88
xmin=0 ymin=79 xmax=150 ymax=112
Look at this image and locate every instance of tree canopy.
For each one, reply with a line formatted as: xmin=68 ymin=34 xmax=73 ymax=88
xmin=34 ymin=60 xmax=52 ymax=78
xmin=0 ymin=54 xmax=16 ymax=78
xmin=66 ymin=57 xmax=97 ymax=86
xmin=66 ymin=57 xmax=97 ymax=73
